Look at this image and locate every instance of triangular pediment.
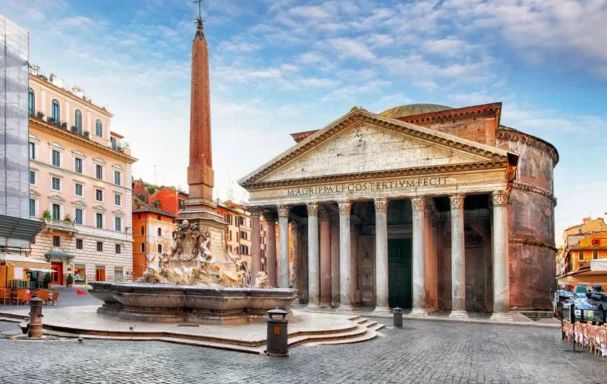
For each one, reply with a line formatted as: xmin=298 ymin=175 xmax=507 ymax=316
xmin=239 ymin=109 xmax=511 ymax=187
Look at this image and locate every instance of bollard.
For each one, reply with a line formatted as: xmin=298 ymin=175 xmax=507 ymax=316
xmin=28 ymin=297 xmax=44 ymax=338
xmin=393 ymin=307 xmax=403 ymax=328
xmin=266 ymin=309 xmax=289 ymax=357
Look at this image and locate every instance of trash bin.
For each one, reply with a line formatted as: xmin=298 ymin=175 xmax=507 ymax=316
xmin=266 ymin=309 xmax=289 ymax=357
xmin=393 ymin=307 xmax=403 ymax=328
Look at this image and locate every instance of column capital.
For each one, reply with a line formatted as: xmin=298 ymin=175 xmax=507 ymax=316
xmin=491 ymin=190 xmax=510 ymax=207
xmin=319 ymin=206 xmax=331 ymax=221
xmin=249 ymin=206 xmax=262 ymax=218
xmin=374 ymin=198 xmax=388 ymax=214
xmin=307 ymin=203 xmax=319 ymax=216
xmin=338 ymin=201 xmax=352 ymax=216
xmin=411 ymin=196 xmax=426 ymax=211
xmin=449 ymin=194 xmax=466 ymax=210
xmin=278 ymin=204 xmax=291 ymax=218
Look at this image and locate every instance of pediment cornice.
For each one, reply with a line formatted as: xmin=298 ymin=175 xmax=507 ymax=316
xmin=239 ymin=109 xmax=511 ymax=188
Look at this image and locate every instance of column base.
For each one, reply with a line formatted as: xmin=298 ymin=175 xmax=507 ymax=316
xmin=489 ymin=312 xmax=513 ymax=322
xmin=371 ymin=306 xmax=391 ymax=316
xmin=336 ymin=304 xmax=354 ymax=313
xmin=306 ymin=302 xmax=320 ymax=311
xmin=409 ymin=307 xmax=429 ymax=316
xmin=448 ymin=310 xmax=469 ymax=319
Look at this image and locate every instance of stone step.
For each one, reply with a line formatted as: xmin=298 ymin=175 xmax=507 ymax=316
xmin=288 ymin=325 xmax=369 ymax=346
xmin=306 ymin=328 xmax=379 ymax=347
xmin=370 ymin=323 xmax=385 ymax=331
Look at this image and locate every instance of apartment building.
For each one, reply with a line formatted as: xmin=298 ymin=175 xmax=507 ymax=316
xmin=28 ymin=68 xmax=137 ymax=285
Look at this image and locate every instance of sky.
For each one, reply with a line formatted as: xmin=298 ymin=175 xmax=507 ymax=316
xmin=4 ymin=0 xmax=607 ymax=243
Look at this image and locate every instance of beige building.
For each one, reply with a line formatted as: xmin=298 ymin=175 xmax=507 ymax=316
xmin=217 ymin=201 xmax=252 ymax=269
xmin=240 ymin=103 xmax=558 ymax=318
xmin=28 ymin=68 xmax=137 ymax=285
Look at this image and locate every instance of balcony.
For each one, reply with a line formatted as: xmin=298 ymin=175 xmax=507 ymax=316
xmin=43 ymin=218 xmax=77 ymax=234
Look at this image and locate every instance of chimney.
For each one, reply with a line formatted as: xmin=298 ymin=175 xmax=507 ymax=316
xmin=49 ymin=74 xmax=64 ymax=88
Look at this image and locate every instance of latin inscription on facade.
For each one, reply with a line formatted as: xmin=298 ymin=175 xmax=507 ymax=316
xmin=286 ymin=176 xmax=449 ymax=197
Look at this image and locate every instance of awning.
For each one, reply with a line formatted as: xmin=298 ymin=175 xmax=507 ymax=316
xmin=0 ymin=214 xmax=44 ymax=241
xmin=556 ymin=260 xmax=607 ymax=285
xmin=44 ymin=247 xmax=74 ymax=260
xmin=0 ymin=253 xmax=52 ymax=269
xmin=28 ymin=268 xmax=56 ymax=273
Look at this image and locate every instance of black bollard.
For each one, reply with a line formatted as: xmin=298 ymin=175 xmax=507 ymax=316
xmin=266 ymin=309 xmax=289 ymax=357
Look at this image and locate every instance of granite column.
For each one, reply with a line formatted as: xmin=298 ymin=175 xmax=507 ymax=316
xmin=307 ymin=203 xmax=320 ymax=308
xmin=491 ymin=191 xmax=510 ymax=320
xmin=338 ymin=202 xmax=352 ymax=311
xmin=411 ymin=197 xmax=427 ymax=315
xmin=278 ymin=205 xmax=290 ymax=288
xmin=449 ymin=194 xmax=468 ymax=318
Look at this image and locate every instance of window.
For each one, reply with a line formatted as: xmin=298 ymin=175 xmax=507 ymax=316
xmin=579 ymin=252 xmax=584 ymax=261
xmin=141 ymin=226 xmax=145 ymax=235
xmin=111 ymin=137 xmax=117 ymax=150
xmin=157 ymin=228 xmax=162 ymax=236
xmin=157 ymin=215 xmax=161 ymax=221
xmin=74 ymin=264 xmax=85 ymax=284
xmin=76 ymin=239 xmax=83 ymax=249
xmin=96 ymin=189 xmax=103 ymax=202
xmin=53 ymin=236 xmax=60 ymax=247
xmin=141 ymin=243 xmax=145 ymax=252
xmin=51 ymin=203 xmax=61 ymax=220
xmin=114 ymin=170 xmax=121 ymax=185
xmin=96 ymin=213 xmax=103 ymax=229
xmin=74 ymin=208 xmax=83 ymax=225
xmin=240 ymin=245 xmax=249 ymax=255
xmin=28 ymin=88 xmax=35 ymax=116
xmin=158 ymin=244 xmax=163 ymax=253
xmin=96 ymin=164 xmax=103 ymax=180
xmin=51 ymin=177 xmax=61 ymax=191
xmin=51 ymin=99 xmax=60 ymax=122
xmin=114 ymin=267 xmax=123 ymax=282
xmin=592 ymin=239 xmax=600 ymax=246
xmin=29 ymin=170 xmax=36 ymax=185
xmin=593 ymin=250 xmax=599 ymax=260
xmin=75 ymin=183 xmax=83 ymax=197
xmin=115 ymin=244 xmax=121 ymax=254
xmin=29 ymin=142 xmax=36 ymax=159
xmin=95 ymin=265 xmax=105 ymax=281
xmin=224 ymin=214 xmax=230 ymax=224
xmin=114 ymin=217 xmax=122 ymax=232
xmin=114 ymin=194 xmax=121 ymax=206
xmin=74 ymin=158 xmax=83 ymax=174
xmin=51 ymin=149 xmax=61 ymax=167
xmin=95 ymin=119 xmax=103 ymax=137
xmin=96 ymin=242 xmax=103 ymax=252
xmin=229 ymin=231 xmax=232 ymax=241
xmin=240 ymin=231 xmax=248 ymax=240
xmin=179 ymin=199 xmax=185 ymax=210
xmin=74 ymin=109 xmax=83 ymax=134
xmin=29 ymin=199 xmax=35 ymax=217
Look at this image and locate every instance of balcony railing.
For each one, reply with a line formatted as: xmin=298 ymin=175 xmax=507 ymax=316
xmin=43 ymin=218 xmax=78 ymax=234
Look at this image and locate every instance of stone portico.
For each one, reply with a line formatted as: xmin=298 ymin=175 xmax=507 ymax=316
xmin=240 ymin=104 xmax=557 ymax=318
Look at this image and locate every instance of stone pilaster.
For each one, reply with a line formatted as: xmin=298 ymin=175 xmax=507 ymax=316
xmin=330 ymin=213 xmax=340 ymax=306
xmin=411 ymin=197 xmax=427 ymax=315
xmin=307 ymin=203 xmax=320 ymax=308
xmin=491 ymin=190 xmax=511 ymax=321
xmin=264 ymin=211 xmax=277 ymax=287
xmin=319 ymin=206 xmax=332 ymax=307
xmin=249 ymin=206 xmax=262 ymax=286
xmin=338 ymin=201 xmax=352 ymax=311
xmin=278 ymin=205 xmax=290 ymax=288
xmin=449 ymin=194 xmax=468 ymax=319
xmin=373 ymin=198 xmax=390 ymax=314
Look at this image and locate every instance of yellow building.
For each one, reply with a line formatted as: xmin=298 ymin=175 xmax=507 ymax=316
xmin=217 ymin=201 xmax=252 ymax=269
xmin=568 ymin=233 xmax=607 ymax=272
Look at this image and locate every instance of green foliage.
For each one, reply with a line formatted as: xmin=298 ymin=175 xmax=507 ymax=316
xmin=66 ymin=274 xmax=73 ymax=285
xmin=42 ymin=210 xmax=51 ymax=220
xmin=145 ymin=186 xmax=157 ymax=195
xmin=43 ymin=273 xmax=52 ymax=288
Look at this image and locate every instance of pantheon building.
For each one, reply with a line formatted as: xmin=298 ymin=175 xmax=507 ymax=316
xmin=239 ymin=103 xmax=558 ymax=319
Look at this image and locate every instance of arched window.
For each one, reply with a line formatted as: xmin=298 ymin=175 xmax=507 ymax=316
xmin=157 ymin=228 xmax=162 ymax=236
xmin=141 ymin=226 xmax=145 ymax=235
xmin=95 ymin=119 xmax=103 ymax=137
xmin=157 ymin=244 xmax=162 ymax=253
xmin=28 ymin=88 xmax=35 ymax=116
xmin=74 ymin=109 xmax=83 ymax=134
xmin=51 ymin=99 xmax=60 ymax=123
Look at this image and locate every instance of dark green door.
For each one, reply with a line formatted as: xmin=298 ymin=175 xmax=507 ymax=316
xmin=388 ymin=238 xmax=412 ymax=308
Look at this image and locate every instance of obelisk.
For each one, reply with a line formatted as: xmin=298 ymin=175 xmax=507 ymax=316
xmin=178 ymin=8 xmax=227 ymax=259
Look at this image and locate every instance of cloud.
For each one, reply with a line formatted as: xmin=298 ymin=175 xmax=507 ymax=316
xmin=323 ymin=38 xmax=376 ymax=60
xmin=423 ymin=37 xmax=470 ymax=56
xmin=289 ymin=5 xmax=331 ymax=19
xmin=218 ymin=39 xmax=260 ymax=53
xmin=299 ymin=77 xmax=340 ymax=88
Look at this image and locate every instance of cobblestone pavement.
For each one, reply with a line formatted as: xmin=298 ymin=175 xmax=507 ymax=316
xmin=0 ymin=319 xmax=605 ymax=384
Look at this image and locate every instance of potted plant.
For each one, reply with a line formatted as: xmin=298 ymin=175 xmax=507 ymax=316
xmin=43 ymin=273 xmax=52 ymax=289
xmin=84 ymin=131 xmax=90 ymax=138
xmin=61 ymin=122 xmax=68 ymax=129
xmin=63 ymin=214 xmax=72 ymax=223
xmin=36 ymin=111 xmax=44 ymax=120
xmin=71 ymin=126 xmax=78 ymax=133
xmin=66 ymin=274 xmax=73 ymax=288
xmin=42 ymin=210 xmax=51 ymax=220
xmin=47 ymin=116 xmax=55 ymax=124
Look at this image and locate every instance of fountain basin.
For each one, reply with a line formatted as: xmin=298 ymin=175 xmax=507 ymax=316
xmin=89 ymin=282 xmax=297 ymax=324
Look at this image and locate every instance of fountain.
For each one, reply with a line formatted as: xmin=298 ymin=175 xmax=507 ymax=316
xmin=89 ymin=11 xmax=296 ymax=324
